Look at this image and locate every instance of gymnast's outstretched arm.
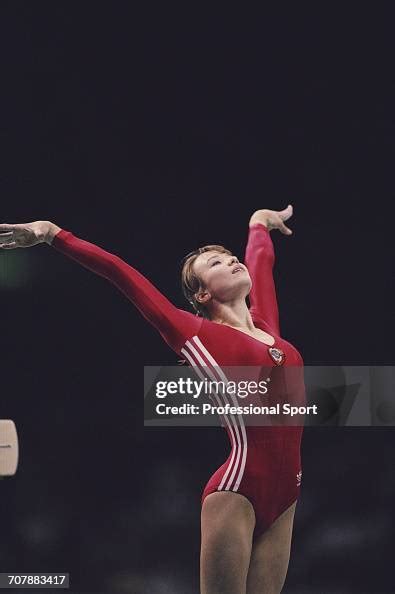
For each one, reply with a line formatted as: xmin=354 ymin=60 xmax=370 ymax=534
xmin=0 ymin=220 xmax=202 ymax=354
xmin=244 ymin=205 xmax=294 ymax=335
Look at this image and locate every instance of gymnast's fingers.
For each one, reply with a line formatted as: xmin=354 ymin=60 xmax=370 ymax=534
xmin=278 ymin=220 xmax=293 ymax=235
xmin=279 ymin=204 xmax=293 ymax=221
xmin=0 ymin=232 xmax=14 ymax=243
xmin=0 ymin=241 xmax=17 ymax=249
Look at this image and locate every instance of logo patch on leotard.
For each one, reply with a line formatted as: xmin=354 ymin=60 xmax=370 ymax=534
xmin=296 ymin=471 xmax=302 ymax=487
xmin=268 ymin=347 xmax=285 ymax=365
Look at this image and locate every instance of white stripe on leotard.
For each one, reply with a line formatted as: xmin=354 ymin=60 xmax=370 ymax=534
xmin=180 ymin=341 xmax=240 ymax=474
xmin=181 ymin=336 xmax=248 ymax=492
xmin=191 ymin=336 xmax=248 ymax=492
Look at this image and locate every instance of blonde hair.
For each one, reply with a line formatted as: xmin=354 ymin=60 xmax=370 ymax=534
xmin=181 ymin=244 xmax=232 ymax=318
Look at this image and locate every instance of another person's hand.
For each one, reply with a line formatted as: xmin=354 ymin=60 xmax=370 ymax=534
xmin=0 ymin=221 xmax=49 ymax=249
xmin=249 ymin=205 xmax=293 ymax=235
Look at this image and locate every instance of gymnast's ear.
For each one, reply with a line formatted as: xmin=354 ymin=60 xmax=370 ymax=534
xmin=195 ymin=289 xmax=211 ymax=305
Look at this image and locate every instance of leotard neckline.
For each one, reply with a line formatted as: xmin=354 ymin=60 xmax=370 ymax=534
xmin=204 ymin=317 xmax=277 ymax=348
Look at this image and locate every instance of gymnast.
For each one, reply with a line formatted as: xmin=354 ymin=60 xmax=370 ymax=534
xmin=0 ymin=204 xmax=304 ymax=594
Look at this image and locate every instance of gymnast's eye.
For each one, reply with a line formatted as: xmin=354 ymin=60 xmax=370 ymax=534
xmin=211 ymin=260 xmax=221 ymax=267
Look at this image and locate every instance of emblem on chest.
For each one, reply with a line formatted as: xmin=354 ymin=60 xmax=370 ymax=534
xmin=268 ymin=347 xmax=285 ymax=365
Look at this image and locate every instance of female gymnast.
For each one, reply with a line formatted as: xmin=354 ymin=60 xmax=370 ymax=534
xmin=0 ymin=204 xmax=304 ymax=594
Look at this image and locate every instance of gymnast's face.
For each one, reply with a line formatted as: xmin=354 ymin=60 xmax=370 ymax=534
xmin=192 ymin=250 xmax=252 ymax=308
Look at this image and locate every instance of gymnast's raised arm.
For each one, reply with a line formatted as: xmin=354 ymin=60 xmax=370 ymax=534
xmin=244 ymin=205 xmax=293 ymax=335
xmin=0 ymin=220 xmax=202 ymax=354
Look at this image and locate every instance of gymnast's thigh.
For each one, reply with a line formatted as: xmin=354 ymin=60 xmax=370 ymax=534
xmin=246 ymin=500 xmax=297 ymax=594
xmin=200 ymin=491 xmax=256 ymax=594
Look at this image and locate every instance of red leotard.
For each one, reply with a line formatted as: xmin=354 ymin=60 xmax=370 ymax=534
xmin=52 ymin=223 xmax=304 ymax=538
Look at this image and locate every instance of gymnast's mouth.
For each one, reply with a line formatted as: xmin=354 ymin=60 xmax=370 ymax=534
xmin=232 ymin=266 xmax=244 ymax=274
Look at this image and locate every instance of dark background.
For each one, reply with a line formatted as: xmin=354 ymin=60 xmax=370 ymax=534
xmin=0 ymin=3 xmax=394 ymax=593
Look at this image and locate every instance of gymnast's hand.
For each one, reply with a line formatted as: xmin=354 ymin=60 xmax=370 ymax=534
xmin=0 ymin=221 xmax=50 ymax=249
xmin=249 ymin=205 xmax=293 ymax=235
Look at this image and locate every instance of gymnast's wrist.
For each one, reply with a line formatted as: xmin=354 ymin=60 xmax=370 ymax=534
xmin=249 ymin=210 xmax=271 ymax=230
xmin=41 ymin=221 xmax=63 ymax=245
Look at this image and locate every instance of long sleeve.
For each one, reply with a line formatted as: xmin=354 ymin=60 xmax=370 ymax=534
xmin=51 ymin=229 xmax=202 ymax=354
xmin=244 ymin=223 xmax=280 ymax=335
